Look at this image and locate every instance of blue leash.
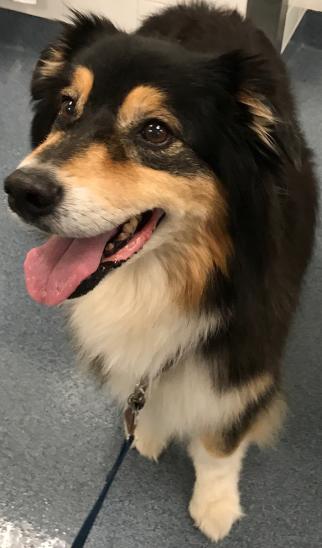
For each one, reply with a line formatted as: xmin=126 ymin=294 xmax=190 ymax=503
xmin=70 ymin=381 xmax=148 ymax=547
xmin=71 ymin=434 xmax=134 ymax=548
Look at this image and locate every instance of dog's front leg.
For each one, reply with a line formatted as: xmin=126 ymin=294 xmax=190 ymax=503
xmin=188 ymin=436 xmax=247 ymax=542
xmin=132 ymin=402 xmax=172 ymax=462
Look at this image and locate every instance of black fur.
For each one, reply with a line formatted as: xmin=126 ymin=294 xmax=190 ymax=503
xmin=220 ymin=384 xmax=277 ymax=454
xmin=29 ymin=2 xmax=317 ymax=407
xmin=137 ymin=3 xmax=318 ymax=392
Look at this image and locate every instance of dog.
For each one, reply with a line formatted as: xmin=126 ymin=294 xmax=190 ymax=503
xmin=4 ymin=2 xmax=317 ymax=542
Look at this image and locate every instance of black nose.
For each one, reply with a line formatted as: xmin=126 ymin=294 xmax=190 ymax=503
xmin=4 ymin=168 xmax=63 ymax=220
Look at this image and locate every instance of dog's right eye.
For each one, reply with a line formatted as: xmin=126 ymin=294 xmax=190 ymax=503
xmin=60 ymin=95 xmax=76 ymax=118
xmin=140 ymin=119 xmax=172 ymax=147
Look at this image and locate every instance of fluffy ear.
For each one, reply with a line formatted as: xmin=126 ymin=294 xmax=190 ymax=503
xmin=31 ymin=12 xmax=118 ymax=98
xmin=206 ymin=50 xmax=279 ymax=158
xmin=30 ymin=12 xmax=118 ymax=147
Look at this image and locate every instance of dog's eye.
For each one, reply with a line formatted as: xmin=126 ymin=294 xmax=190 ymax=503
xmin=140 ymin=120 xmax=171 ymax=146
xmin=60 ymin=95 xmax=76 ymax=117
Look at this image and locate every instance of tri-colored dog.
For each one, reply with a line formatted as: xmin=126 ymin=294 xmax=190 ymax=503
xmin=4 ymin=3 xmax=317 ymax=542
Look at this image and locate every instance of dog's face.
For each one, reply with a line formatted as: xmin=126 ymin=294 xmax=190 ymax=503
xmin=4 ymin=14 xmax=278 ymax=308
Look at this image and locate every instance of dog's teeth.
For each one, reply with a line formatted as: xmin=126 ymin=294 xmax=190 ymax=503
xmin=104 ymin=214 xmax=142 ymax=250
xmin=116 ymin=231 xmax=127 ymax=241
xmin=119 ymin=226 xmax=130 ymax=237
xmin=123 ymin=216 xmax=139 ymax=235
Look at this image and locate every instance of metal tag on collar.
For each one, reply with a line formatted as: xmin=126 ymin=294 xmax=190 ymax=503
xmin=124 ymin=381 xmax=147 ymax=439
xmin=127 ymin=382 xmax=147 ymax=412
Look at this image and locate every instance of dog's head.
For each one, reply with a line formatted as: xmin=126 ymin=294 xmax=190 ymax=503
xmin=4 ymin=13 xmax=280 ymax=308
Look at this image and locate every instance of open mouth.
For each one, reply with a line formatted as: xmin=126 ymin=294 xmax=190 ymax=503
xmin=24 ymin=208 xmax=165 ymax=306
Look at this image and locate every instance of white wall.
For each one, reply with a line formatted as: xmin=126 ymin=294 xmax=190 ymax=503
xmin=288 ymin=0 xmax=322 ymax=8
xmin=282 ymin=5 xmax=306 ymax=51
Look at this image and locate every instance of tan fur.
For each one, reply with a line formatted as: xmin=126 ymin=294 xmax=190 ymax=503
xmin=39 ymin=47 xmax=65 ymax=78
xmin=160 ymin=215 xmax=232 ymax=309
xmin=61 ymin=66 xmax=94 ymax=116
xmin=235 ymin=371 xmax=274 ymax=405
xmin=202 ymin=433 xmax=235 ymax=459
xmin=239 ymin=91 xmax=276 ymax=148
xmin=58 ymin=143 xmax=217 ymax=219
xmin=21 ymin=72 xmax=232 ymax=306
xmin=248 ymin=392 xmax=287 ymax=447
xmin=117 ymin=85 xmax=181 ymax=131
xmin=56 ymin=143 xmax=231 ymax=307
xmin=19 ymin=131 xmax=64 ymax=168
xmin=20 ymin=78 xmax=231 ymax=308
xmin=31 ymin=131 xmax=63 ymax=155
xmin=20 ymin=67 xmax=93 ymax=168
xmin=201 ymin=372 xmax=275 ymax=457
xmin=59 ymin=140 xmax=227 ymax=214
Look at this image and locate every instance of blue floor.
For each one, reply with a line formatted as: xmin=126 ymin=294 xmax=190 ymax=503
xmin=0 ymin=8 xmax=321 ymax=548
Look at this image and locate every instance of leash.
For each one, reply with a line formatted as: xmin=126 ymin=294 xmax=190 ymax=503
xmin=70 ymin=381 xmax=148 ymax=548
xmin=71 ymin=435 xmax=133 ymax=548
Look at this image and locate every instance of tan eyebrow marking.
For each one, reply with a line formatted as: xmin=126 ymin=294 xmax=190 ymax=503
xmin=32 ymin=131 xmax=63 ymax=155
xmin=117 ymin=85 xmax=181 ymax=131
xmin=61 ymin=65 xmax=94 ymax=115
xmin=19 ymin=131 xmax=64 ymax=167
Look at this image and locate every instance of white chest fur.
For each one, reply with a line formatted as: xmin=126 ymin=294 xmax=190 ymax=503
xmin=67 ymin=254 xmax=235 ymax=440
xmin=68 ymin=254 xmax=213 ymax=396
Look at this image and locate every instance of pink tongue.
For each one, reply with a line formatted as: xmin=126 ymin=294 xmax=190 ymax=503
xmin=24 ymin=230 xmax=116 ymax=306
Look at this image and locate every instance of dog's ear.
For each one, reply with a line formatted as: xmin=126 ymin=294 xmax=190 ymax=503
xmin=30 ymin=12 xmax=118 ymax=147
xmin=205 ymin=50 xmax=279 ymax=159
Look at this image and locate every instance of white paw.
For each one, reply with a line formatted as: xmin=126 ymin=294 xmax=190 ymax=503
xmin=189 ymin=491 xmax=243 ymax=542
xmin=133 ymin=433 xmax=165 ymax=462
